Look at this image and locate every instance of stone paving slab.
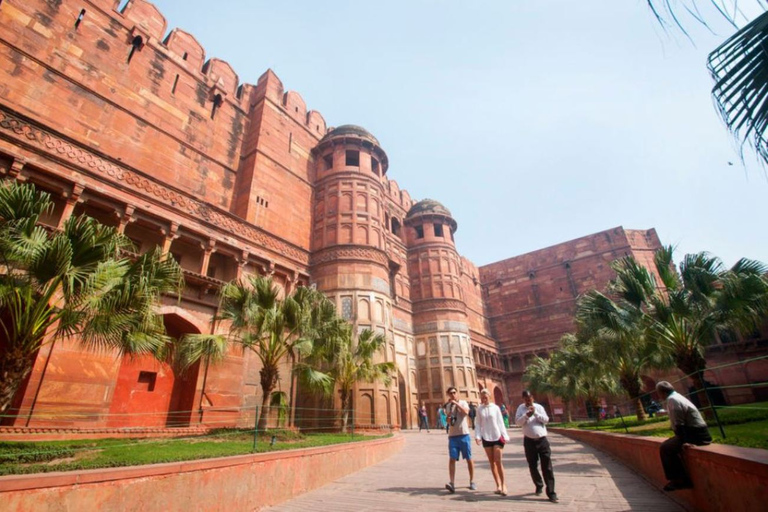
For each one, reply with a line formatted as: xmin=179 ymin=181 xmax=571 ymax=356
xmin=266 ymin=429 xmax=684 ymax=512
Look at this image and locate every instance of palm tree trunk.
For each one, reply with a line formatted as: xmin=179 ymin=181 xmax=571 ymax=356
xmin=620 ymin=374 xmax=648 ymax=421
xmin=288 ymin=353 xmax=297 ymax=428
xmin=677 ymin=350 xmax=712 ymax=419
xmin=258 ymin=364 xmax=278 ymax=432
xmin=340 ymin=390 xmax=350 ymax=433
xmin=0 ymin=347 xmax=33 ymax=415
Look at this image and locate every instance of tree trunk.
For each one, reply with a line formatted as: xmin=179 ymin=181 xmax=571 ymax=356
xmin=564 ymin=399 xmax=572 ymax=423
xmin=676 ymin=349 xmax=712 ymax=419
xmin=288 ymin=353 xmax=297 ymax=428
xmin=0 ymin=347 xmax=33 ymax=415
xmin=620 ymin=373 xmax=648 ymax=421
xmin=258 ymin=364 xmax=279 ymax=432
xmin=340 ymin=390 xmax=350 ymax=433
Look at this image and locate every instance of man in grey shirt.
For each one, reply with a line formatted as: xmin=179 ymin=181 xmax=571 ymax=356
xmin=656 ymin=381 xmax=712 ymax=491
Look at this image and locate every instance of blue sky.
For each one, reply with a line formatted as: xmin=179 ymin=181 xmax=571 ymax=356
xmin=142 ymin=1 xmax=767 ymax=268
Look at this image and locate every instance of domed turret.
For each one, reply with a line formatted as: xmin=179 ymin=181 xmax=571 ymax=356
xmin=404 ymin=198 xmax=458 ymax=242
xmin=313 ymin=124 xmax=388 ymax=176
xmin=320 ymin=124 xmax=380 ymax=146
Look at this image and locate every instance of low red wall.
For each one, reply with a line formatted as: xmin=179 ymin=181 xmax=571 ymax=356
xmin=0 ymin=435 xmax=404 ymax=511
xmin=552 ymin=428 xmax=768 ymax=512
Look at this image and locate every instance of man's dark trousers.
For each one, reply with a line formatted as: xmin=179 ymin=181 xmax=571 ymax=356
xmin=524 ymin=436 xmax=555 ymax=497
xmin=660 ymin=426 xmax=711 ymax=483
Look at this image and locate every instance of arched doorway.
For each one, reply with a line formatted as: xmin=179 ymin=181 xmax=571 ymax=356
xmin=493 ymin=386 xmax=505 ymax=408
xmin=108 ymin=313 xmax=201 ymax=428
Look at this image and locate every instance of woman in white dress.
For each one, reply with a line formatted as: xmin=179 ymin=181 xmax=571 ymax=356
xmin=474 ymin=388 xmax=510 ymax=495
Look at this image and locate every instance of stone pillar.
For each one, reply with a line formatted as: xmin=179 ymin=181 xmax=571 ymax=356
xmin=161 ymin=222 xmax=179 ymax=254
xmin=200 ymin=239 xmax=216 ymax=276
xmin=117 ymin=204 xmax=136 ymax=234
xmin=57 ymin=184 xmax=84 ymax=228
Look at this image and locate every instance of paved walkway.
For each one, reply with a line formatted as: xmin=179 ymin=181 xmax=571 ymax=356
xmin=266 ymin=429 xmax=684 ymax=512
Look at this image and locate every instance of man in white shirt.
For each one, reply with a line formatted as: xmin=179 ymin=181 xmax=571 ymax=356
xmin=444 ymin=386 xmax=476 ymax=493
xmin=656 ymin=381 xmax=712 ymax=492
xmin=515 ymin=390 xmax=558 ymax=503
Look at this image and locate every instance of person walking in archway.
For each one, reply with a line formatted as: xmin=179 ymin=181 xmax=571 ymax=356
xmin=418 ymin=403 xmax=430 ymax=432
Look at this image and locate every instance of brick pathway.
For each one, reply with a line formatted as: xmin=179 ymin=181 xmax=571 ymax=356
xmin=266 ymin=429 xmax=684 ymax=511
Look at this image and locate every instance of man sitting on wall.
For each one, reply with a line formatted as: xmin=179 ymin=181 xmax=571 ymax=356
xmin=656 ymin=381 xmax=712 ymax=492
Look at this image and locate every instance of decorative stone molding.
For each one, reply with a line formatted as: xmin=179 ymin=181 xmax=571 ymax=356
xmin=412 ymin=298 xmax=467 ymax=315
xmin=0 ymin=107 xmax=309 ymax=265
xmin=310 ymin=245 xmax=389 ymax=268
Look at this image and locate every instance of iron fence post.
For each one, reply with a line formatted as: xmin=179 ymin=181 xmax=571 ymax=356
xmin=253 ymin=405 xmax=260 ymax=452
xmin=699 ymin=370 xmax=726 ymax=439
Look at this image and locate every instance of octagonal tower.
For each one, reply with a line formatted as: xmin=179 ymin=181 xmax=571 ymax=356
xmin=405 ymin=200 xmax=478 ymax=414
xmin=309 ymin=125 xmax=399 ymax=429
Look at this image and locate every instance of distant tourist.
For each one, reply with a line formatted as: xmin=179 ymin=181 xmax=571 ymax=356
xmin=437 ymin=405 xmax=447 ymax=429
xmin=419 ymin=403 xmax=430 ymax=432
xmin=444 ymin=386 xmax=475 ymax=493
xmin=474 ymin=389 xmax=510 ymax=496
xmin=500 ymin=404 xmax=510 ymax=428
xmin=656 ymin=381 xmax=712 ymax=492
xmin=515 ymin=390 xmax=558 ymax=503
xmin=468 ymin=402 xmax=477 ymax=429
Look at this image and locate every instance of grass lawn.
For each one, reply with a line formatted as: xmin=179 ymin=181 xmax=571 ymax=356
xmin=553 ymin=401 xmax=768 ymax=450
xmin=0 ymin=429 xmax=390 ymax=476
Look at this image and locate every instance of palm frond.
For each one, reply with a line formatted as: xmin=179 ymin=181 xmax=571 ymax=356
xmin=709 ymin=10 xmax=768 ymax=164
xmin=175 ymin=334 xmax=229 ymax=372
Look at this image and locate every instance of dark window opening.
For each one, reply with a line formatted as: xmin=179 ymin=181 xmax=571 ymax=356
xmin=391 ymin=218 xmax=401 ymax=238
xmin=372 ymin=157 xmax=380 ymax=175
xmin=345 ymin=150 xmax=359 ymax=167
xmin=170 ymin=251 xmax=183 ymax=264
xmin=171 ymin=74 xmax=179 ymax=94
xmin=415 ymin=225 xmax=424 ymax=239
xmin=182 ymin=52 xmax=188 ymax=61
xmin=434 ymin=223 xmax=443 ymax=237
xmin=211 ymin=93 xmax=223 ymax=119
xmin=206 ymin=266 xmax=217 ymax=278
xmin=75 ymin=9 xmax=85 ymax=29
xmin=322 ymin=154 xmax=333 ymax=170
xmin=127 ymin=35 xmax=143 ymax=64
xmin=138 ymin=371 xmax=157 ymax=392
xmin=236 ymin=84 xmax=244 ymax=99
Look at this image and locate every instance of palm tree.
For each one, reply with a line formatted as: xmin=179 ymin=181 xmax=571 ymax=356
xmin=556 ymin=333 xmax=618 ymax=422
xmin=575 ymin=258 xmax=672 ymax=420
xmin=523 ymin=354 xmax=577 ymax=423
xmin=0 ymin=181 xmax=183 ymax=414
xmin=177 ymin=276 xmax=336 ymax=431
xmin=646 ymin=1 xmax=768 ymax=164
xmin=523 ymin=333 xmax=617 ymax=423
xmin=648 ymin=247 xmax=768 ymax=407
xmin=300 ymin=326 xmax=395 ymax=432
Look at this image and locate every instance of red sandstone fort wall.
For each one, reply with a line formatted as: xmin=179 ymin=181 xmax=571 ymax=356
xmin=480 ymin=227 xmax=663 ymax=354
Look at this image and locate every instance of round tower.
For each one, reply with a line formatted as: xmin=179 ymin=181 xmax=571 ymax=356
xmin=404 ymin=199 xmax=478 ymax=416
xmin=309 ymin=125 xmax=399 ymax=429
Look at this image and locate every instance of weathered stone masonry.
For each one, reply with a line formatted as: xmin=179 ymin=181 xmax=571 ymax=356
xmin=2 ymin=0 xmax=762 ymax=431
